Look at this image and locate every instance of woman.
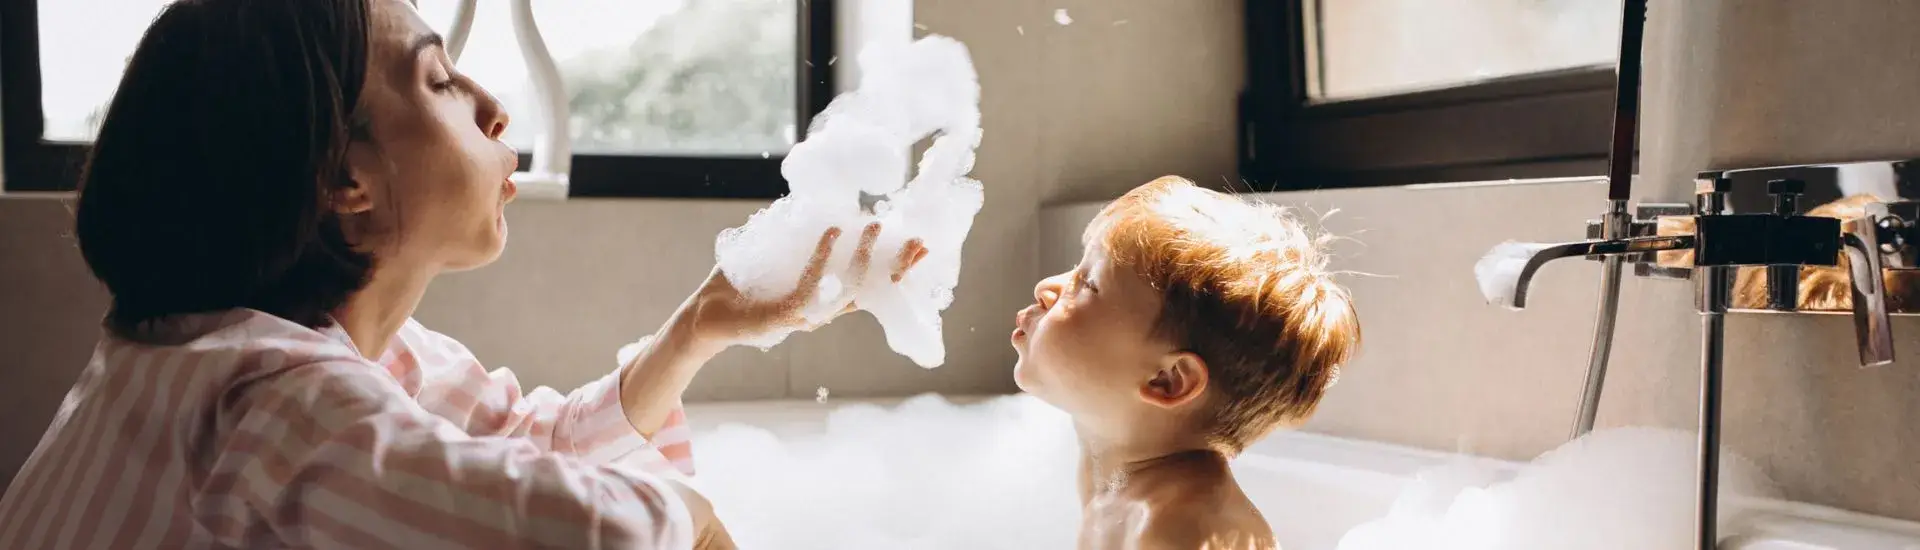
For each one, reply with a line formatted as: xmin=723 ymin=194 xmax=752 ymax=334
xmin=0 ymin=0 xmax=919 ymax=548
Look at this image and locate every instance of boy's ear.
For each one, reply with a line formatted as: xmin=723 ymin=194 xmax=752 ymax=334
xmin=1140 ymin=351 xmax=1207 ymax=408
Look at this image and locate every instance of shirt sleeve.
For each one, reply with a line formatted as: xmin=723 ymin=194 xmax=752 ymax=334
xmin=199 ymin=360 xmax=694 ymax=550
xmin=393 ymin=321 xmax=696 ymax=475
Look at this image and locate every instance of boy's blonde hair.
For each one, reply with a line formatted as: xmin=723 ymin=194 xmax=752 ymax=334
xmin=1087 ymin=176 xmax=1361 ymax=453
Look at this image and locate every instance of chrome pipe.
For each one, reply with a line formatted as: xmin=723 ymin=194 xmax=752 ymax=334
xmin=1572 ymin=203 xmax=1631 ymax=438
xmin=1695 ymin=184 xmax=1732 ymax=550
xmin=1573 ymin=256 xmax=1622 ymax=437
xmin=1697 ymin=299 xmax=1727 ymax=550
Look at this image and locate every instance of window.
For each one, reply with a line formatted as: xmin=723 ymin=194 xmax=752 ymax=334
xmin=1 ymin=0 xmax=834 ymax=198
xmin=1242 ymin=0 xmax=1627 ymax=190
xmin=1307 ymin=0 xmax=1622 ymax=101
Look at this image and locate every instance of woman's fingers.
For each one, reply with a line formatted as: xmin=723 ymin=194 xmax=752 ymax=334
xmin=892 ymin=239 xmax=928 ymax=283
xmin=840 ymin=222 xmax=882 ymax=295
xmin=783 ymin=227 xmax=843 ymax=311
xmin=781 ymin=227 xmax=927 ymax=331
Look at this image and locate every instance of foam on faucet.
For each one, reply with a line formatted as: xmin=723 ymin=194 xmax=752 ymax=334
xmin=713 ymin=36 xmax=983 ymax=367
xmin=1474 ymin=241 xmax=1551 ymax=310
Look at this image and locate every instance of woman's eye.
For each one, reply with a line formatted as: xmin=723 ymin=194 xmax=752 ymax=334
xmin=427 ymin=65 xmax=463 ymax=94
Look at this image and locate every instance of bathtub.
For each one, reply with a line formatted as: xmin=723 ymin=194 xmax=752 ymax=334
xmin=683 ymin=396 xmax=1920 ymax=550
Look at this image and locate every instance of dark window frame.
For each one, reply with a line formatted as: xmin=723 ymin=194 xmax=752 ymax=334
xmin=0 ymin=0 xmax=835 ymax=199
xmin=1239 ymin=0 xmax=1621 ymax=192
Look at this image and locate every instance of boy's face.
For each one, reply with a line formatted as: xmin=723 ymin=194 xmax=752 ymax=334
xmin=1011 ymin=241 xmax=1177 ymax=417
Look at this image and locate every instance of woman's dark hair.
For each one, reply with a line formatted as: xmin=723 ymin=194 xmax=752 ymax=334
xmin=75 ymin=0 xmax=375 ymax=336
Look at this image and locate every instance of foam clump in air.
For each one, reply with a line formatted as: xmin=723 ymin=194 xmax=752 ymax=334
xmin=1473 ymin=241 xmax=1551 ymax=310
xmin=713 ymin=35 xmax=983 ymax=367
xmin=1336 ymin=427 xmax=1779 ymax=550
xmin=689 ymin=394 xmax=1082 ymax=550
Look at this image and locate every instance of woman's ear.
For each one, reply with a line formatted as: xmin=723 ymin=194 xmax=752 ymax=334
xmin=333 ymin=142 xmax=380 ymax=215
xmin=332 ymin=181 xmax=374 ymax=215
xmin=1140 ymin=351 xmax=1208 ymax=409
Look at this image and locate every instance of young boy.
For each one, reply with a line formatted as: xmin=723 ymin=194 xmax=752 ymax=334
xmin=1011 ymin=176 xmax=1362 ymax=549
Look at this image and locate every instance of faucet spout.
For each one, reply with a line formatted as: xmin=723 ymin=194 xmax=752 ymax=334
xmin=1511 ymin=235 xmax=1696 ymax=309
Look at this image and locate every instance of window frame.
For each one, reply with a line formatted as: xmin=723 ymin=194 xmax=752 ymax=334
xmin=0 ymin=0 xmax=836 ymax=199
xmin=1239 ymin=0 xmax=1622 ymax=192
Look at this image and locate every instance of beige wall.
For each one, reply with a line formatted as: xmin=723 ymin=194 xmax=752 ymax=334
xmin=0 ymin=196 xmax=113 ymax=485
xmin=0 ymin=0 xmax=1245 ymax=485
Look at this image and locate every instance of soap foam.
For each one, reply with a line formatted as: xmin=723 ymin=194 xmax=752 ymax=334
xmin=689 ymin=395 xmax=1782 ymax=550
xmin=1337 ymin=427 xmax=1779 ymax=550
xmin=1474 ymin=241 xmax=1551 ymax=310
xmin=713 ymin=36 xmax=983 ymax=367
xmin=689 ymin=395 xmax=1081 ymax=550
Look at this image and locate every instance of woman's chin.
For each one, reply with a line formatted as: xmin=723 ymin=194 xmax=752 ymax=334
xmin=444 ymin=225 xmax=509 ymax=272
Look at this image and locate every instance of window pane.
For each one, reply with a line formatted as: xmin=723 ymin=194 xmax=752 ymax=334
xmin=418 ymin=0 xmax=798 ymax=156
xmin=1310 ymin=0 xmax=1623 ymax=101
xmin=38 ymin=0 xmax=174 ymax=142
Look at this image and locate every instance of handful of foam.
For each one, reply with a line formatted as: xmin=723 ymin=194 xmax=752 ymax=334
xmin=713 ymin=35 xmax=983 ymax=367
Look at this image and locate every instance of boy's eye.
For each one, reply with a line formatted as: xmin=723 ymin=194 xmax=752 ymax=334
xmin=1074 ymin=272 xmax=1097 ymax=293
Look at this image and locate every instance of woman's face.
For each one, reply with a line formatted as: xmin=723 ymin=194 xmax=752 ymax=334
xmin=340 ymin=0 xmax=517 ymax=273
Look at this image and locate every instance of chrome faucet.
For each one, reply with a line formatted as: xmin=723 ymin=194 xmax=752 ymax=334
xmin=1483 ymin=1 xmax=1911 ymax=548
xmin=1499 ymin=166 xmax=1911 ymax=550
xmin=1508 ymin=232 xmax=1694 ymax=309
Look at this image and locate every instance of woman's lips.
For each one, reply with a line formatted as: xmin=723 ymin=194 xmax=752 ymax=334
xmin=502 ymin=177 xmax=518 ymax=204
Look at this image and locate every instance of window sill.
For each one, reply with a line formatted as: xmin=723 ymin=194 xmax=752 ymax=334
xmin=1403 ymin=175 xmax=1607 ymax=192
xmin=509 ymin=172 xmax=569 ymax=201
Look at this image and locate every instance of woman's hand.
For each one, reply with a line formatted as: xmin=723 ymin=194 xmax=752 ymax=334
xmin=618 ymin=223 xmax=926 ymax=436
xmin=684 ymin=223 xmax=928 ymax=349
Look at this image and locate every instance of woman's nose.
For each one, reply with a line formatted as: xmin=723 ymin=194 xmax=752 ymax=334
xmin=477 ymin=88 xmax=509 ymax=140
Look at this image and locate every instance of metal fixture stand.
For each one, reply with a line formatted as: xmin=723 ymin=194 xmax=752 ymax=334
xmin=1694 ymin=180 xmax=1732 ymax=550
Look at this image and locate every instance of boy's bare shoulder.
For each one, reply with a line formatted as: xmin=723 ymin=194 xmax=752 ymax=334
xmin=1129 ymin=478 xmax=1276 ymax=550
xmin=1133 ymin=502 xmax=1276 ymax=550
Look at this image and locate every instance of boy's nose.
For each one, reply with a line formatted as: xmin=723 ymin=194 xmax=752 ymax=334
xmin=1033 ymin=273 xmax=1065 ymax=309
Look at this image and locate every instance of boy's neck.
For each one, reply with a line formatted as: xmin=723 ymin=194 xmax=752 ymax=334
xmin=1074 ymin=422 xmax=1222 ymax=497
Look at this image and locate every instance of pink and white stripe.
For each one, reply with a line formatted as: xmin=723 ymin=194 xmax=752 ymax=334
xmin=0 ymin=309 xmax=697 ymax=549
